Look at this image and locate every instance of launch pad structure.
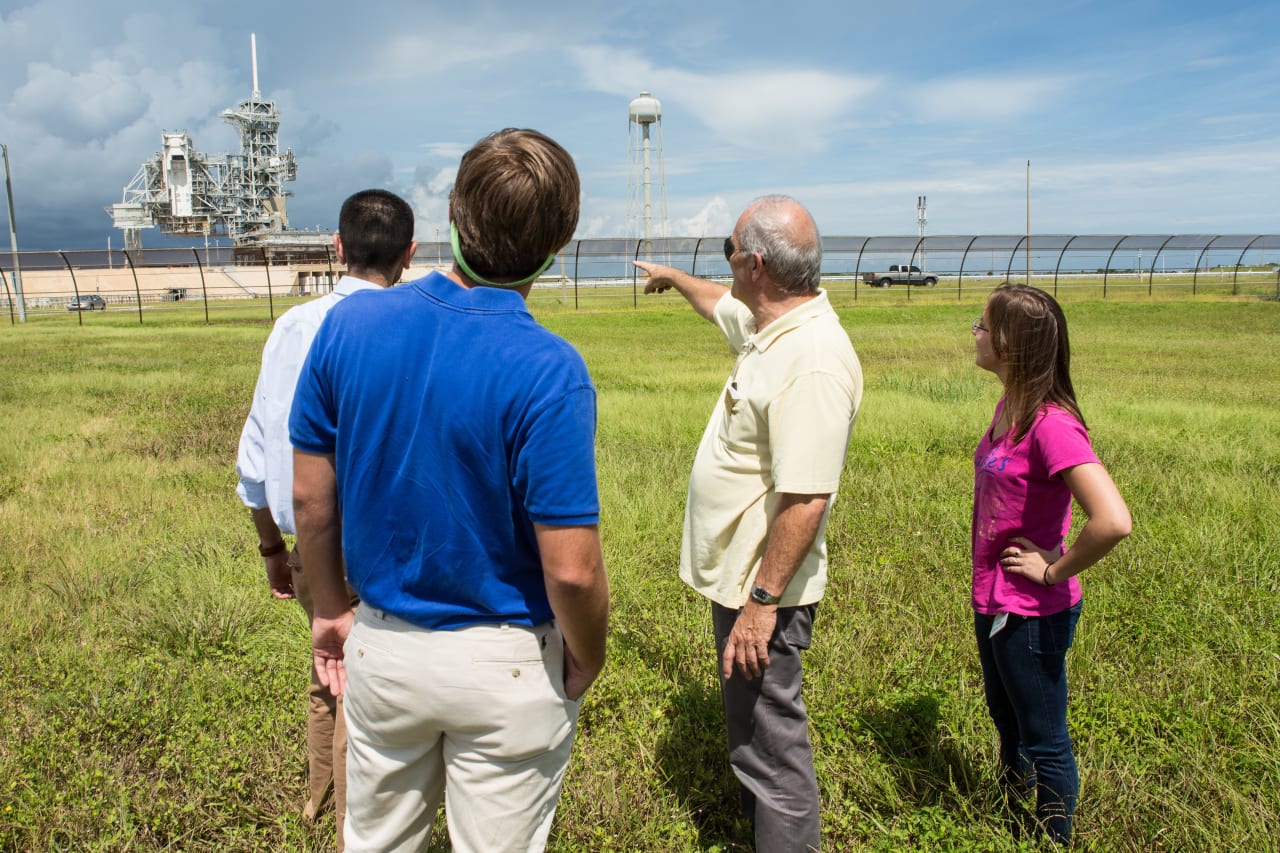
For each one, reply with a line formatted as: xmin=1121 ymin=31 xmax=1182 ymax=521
xmin=107 ymin=35 xmax=327 ymax=262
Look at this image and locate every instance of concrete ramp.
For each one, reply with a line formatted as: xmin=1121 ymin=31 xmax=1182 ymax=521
xmin=221 ymin=269 xmax=257 ymax=297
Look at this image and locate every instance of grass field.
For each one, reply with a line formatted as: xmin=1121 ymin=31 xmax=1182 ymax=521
xmin=0 ymin=292 xmax=1276 ymax=851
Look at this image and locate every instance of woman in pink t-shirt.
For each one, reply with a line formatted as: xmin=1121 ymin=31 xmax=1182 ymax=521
xmin=970 ymin=283 xmax=1131 ymax=846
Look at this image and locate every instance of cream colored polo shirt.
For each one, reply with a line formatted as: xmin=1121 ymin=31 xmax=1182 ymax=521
xmin=680 ymin=289 xmax=863 ymax=609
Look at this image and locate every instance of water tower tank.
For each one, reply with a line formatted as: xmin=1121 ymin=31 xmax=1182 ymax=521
xmin=629 ymin=91 xmax=662 ymax=124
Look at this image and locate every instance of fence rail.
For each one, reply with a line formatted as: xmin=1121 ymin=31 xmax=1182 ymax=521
xmin=3 ymin=234 xmax=1278 ymax=325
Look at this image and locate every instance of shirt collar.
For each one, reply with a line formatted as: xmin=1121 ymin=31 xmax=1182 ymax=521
xmin=748 ymin=289 xmax=831 ymax=352
xmin=415 ymin=270 xmax=531 ymax=313
xmin=333 ymin=274 xmax=383 ymax=297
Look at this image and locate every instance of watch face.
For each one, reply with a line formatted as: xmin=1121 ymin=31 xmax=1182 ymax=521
xmin=751 ymin=585 xmax=778 ymax=605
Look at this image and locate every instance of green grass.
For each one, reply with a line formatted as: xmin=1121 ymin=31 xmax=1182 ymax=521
xmin=0 ymin=295 xmax=1277 ymax=851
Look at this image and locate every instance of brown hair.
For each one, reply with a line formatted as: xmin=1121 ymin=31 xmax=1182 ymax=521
xmin=986 ymin=282 xmax=1085 ymax=442
xmin=449 ymin=128 xmax=580 ymax=281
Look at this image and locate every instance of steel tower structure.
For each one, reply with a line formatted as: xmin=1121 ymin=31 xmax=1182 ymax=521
xmin=108 ymin=34 xmax=297 ymax=250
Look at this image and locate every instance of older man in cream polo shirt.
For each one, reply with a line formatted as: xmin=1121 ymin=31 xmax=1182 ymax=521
xmin=635 ymin=195 xmax=862 ymax=853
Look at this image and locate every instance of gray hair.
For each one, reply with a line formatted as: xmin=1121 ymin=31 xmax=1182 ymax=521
xmin=736 ymin=194 xmax=822 ymax=295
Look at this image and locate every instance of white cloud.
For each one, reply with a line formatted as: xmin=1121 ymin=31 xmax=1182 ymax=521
xmin=672 ymin=196 xmax=733 ymax=238
xmin=572 ymin=46 xmax=878 ymax=155
xmin=10 ymin=60 xmax=150 ymax=143
xmin=406 ymin=164 xmax=458 ymax=241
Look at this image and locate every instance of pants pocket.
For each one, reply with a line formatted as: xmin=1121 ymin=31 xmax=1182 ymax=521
xmin=1029 ymin=602 xmax=1081 ymax=655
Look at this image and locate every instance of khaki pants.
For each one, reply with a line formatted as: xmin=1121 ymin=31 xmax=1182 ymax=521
xmin=342 ymin=608 xmax=582 ymax=853
xmin=291 ymin=550 xmax=358 ymax=850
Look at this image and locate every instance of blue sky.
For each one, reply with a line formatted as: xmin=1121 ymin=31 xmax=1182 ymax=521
xmin=1 ymin=0 xmax=1277 ymax=250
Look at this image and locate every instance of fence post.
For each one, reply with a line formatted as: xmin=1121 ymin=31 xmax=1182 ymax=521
xmin=0 ymin=265 xmax=13 ymax=325
xmin=122 ymin=249 xmax=144 ymax=324
xmin=1231 ymin=236 xmax=1262 ymax=296
xmin=1053 ymin=236 xmax=1079 ymax=299
xmin=957 ymin=236 xmax=980 ymax=301
xmin=59 ymin=251 xmax=86 ymax=327
xmin=573 ymin=240 xmax=582 ymax=310
xmin=260 ymin=247 xmax=275 ymax=322
xmin=192 ymin=248 xmax=210 ymax=325
xmin=853 ymin=238 xmax=870 ymax=302
xmin=1100 ymin=238 xmax=1126 ymax=299
xmin=631 ymin=240 xmax=641 ymax=308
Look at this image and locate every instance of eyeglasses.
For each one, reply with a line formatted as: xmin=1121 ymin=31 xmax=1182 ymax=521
xmin=972 ymin=318 xmax=989 ymax=333
xmin=723 ymin=236 xmax=736 ymax=262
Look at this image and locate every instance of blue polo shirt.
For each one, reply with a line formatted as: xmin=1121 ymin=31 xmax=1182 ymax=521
xmin=289 ymin=271 xmax=599 ymax=630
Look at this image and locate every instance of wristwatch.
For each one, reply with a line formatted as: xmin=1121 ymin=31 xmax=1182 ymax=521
xmin=750 ymin=584 xmax=781 ymax=606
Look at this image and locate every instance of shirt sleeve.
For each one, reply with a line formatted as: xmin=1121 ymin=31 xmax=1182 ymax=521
xmin=1033 ymin=407 xmax=1100 ymax=478
xmin=512 ymin=383 xmax=600 ymax=526
xmin=711 ymin=291 xmax=754 ymax=353
xmin=288 ymin=317 xmax=339 ymax=456
xmin=234 ymin=363 xmax=271 ymax=509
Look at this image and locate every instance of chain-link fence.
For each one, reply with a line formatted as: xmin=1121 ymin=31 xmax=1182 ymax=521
xmin=3 ymin=234 xmax=1277 ymax=326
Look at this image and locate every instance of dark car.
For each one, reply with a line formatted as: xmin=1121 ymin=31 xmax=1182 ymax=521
xmin=67 ymin=294 xmax=106 ymax=311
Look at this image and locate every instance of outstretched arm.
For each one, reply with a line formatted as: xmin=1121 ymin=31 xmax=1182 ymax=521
xmin=634 ymin=261 xmax=728 ymax=322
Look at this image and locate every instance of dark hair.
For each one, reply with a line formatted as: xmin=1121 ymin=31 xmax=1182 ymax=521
xmin=450 ymin=128 xmax=580 ymax=281
xmin=736 ymin=195 xmax=822 ymax=295
xmin=986 ymin=282 xmax=1085 ymax=442
xmin=338 ymin=190 xmax=415 ymax=281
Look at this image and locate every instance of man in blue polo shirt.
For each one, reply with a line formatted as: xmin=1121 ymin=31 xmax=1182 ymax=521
xmin=290 ymin=128 xmax=609 ymax=853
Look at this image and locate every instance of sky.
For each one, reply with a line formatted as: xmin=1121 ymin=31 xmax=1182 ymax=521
xmin=1 ymin=0 xmax=1277 ymax=250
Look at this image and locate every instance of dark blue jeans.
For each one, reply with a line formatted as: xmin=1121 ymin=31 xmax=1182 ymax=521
xmin=975 ymin=602 xmax=1082 ymax=846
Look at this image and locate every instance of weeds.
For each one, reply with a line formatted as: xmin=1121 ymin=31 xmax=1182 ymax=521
xmin=0 ymin=299 xmax=1277 ymax=850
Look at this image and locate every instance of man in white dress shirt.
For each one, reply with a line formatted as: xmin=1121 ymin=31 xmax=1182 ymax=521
xmin=234 ymin=189 xmax=416 ymax=848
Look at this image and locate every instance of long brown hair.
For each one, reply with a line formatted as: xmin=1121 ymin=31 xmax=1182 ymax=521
xmin=986 ymin=283 xmax=1085 ymax=442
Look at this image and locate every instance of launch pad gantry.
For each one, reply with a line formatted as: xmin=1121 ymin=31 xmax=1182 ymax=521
xmin=107 ymin=34 xmax=300 ymax=252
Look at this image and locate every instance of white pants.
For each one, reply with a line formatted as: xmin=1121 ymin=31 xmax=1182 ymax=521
xmin=342 ymin=608 xmax=582 ymax=852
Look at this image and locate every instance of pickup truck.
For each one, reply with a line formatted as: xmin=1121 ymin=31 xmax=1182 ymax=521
xmin=861 ymin=264 xmax=938 ymax=287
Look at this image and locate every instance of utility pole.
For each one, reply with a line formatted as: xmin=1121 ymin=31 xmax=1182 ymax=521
xmin=2 ymin=143 xmax=25 ymax=323
xmin=1026 ymin=160 xmax=1031 ymax=285
xmin=917 ymin=195 xmax=927 ymax=271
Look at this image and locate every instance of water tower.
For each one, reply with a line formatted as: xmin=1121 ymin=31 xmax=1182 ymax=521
xmin=628 ymin=91 xmax=668 ymax=253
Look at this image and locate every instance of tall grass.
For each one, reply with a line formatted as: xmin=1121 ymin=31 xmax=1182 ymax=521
xmin=0 ymin=296 xmax=1276 ymax=851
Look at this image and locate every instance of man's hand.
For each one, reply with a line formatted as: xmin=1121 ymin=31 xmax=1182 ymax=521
xmin=634 ymin=260 xmax=678 ymax=294
xmin=312 ymin=610 xmax=354 ymax=697
xmin=633 ymin=260 xmax=727 ymax=321
xmin=264 ymin=551 xmax=294 ymax=599
xmin=562 ymin=642 xmax=598 ymax=701
xmin=722 ymin=602 xmax=778 ymax=680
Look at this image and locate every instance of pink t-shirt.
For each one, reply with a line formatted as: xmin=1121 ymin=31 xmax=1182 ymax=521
xmin=972 ymin=400 xmax=1098 ymax=616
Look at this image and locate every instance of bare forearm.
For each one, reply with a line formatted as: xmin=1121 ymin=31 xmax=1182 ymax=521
xmin=754 ymin=493 xmax=830 ymax=597
xmin=293 ymin=450 xmax=349 ymax=618
xmin=1047 ymin=462 xmax=1132 ymax=585
xmin=536 ymin=524 xmax=609 ymax=675
xmin=249 ymin=507 xmax=285 ymax=548
xmin=1046 ymin=517 xmax=1131 ymax=585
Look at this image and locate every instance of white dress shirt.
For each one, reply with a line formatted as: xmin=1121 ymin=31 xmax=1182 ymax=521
xmin=235 ymin=275 xmax=383 ymax=534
